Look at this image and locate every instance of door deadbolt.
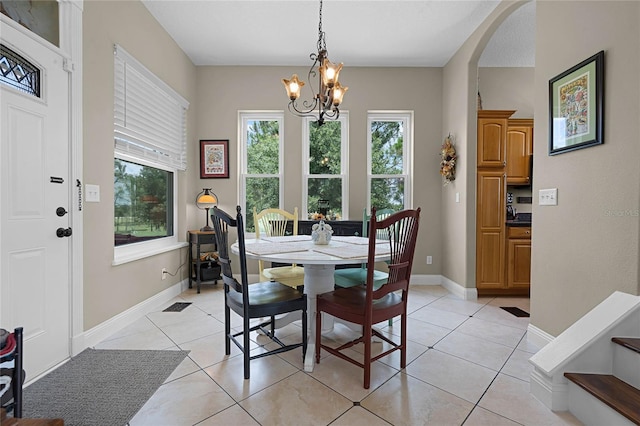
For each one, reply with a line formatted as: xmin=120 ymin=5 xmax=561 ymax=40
xmin=56 ymin=207 xmax=68 ymax=217
xmin=56 ymin=227 xmax=72 ymax=238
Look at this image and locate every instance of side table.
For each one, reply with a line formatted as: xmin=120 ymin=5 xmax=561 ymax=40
xmin=187 ymin=230 xmax=221 ymax=293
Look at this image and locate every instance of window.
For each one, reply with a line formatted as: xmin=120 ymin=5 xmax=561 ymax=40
xmin=239 ymin=112 xmax=284 ymax=232
xmin=0 ymin=44 xmax=40 ymax=97
xmin=303 ymin=114 xmax=348 ymax=219
xmin=113 ymin=45 xmax=188 ymax=263
xmin=114 ymin=158 xmax=174 ymax=246
xmin=368 ymin=112 xmax=413 ymax=211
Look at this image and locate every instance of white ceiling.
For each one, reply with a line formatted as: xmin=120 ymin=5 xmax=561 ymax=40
xmin=141 ymin=0 xmax=535 ymax=68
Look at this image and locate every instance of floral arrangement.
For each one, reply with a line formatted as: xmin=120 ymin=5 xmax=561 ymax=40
xmin=440 ymin=134 xmax=457 ymax=185
xmin=308 ymin=212 xmax=341 ymax=221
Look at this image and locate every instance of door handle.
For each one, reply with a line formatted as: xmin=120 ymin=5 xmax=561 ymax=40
xmin=56 ymin=227 xmax=72 ymax=238
xmin=56 ymin=207 xmax=68 ymax=217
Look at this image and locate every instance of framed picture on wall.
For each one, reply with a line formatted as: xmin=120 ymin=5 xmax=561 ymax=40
xmin=549 ymin=50 xmax=604 ymax=155
xmin=200 ymin=140 xmax=229 ymax=178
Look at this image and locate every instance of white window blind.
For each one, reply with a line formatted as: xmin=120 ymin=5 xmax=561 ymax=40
xmin=114 ymin=44 xmax=189 ymax=170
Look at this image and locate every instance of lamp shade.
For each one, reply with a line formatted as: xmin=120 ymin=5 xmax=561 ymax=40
xmin=282 ymin=74 xmax=304 ymax=101
xmin=196 ymin=188 xmax=218 ymax=232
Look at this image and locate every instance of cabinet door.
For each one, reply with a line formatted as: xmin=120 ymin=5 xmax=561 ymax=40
xmin=506 ymin=125 xmax=532 ymax=185
xmin=507 ymin=239 xmax=531 ymax=289
xmin=478 ymin=118 xmax=508 ymax=168
xmin=476 ymin=171 xmax=506 ymax=289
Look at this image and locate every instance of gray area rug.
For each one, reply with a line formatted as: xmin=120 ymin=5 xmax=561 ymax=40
xmin=23 ymin=348 xmax=189 ymax=426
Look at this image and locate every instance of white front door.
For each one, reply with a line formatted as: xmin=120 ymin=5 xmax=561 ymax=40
xmin=1 ymin=20 xmax=71 ymax=379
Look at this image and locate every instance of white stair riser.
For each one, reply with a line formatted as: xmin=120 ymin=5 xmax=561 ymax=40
xmin=613 ymin=344 xmax=640 ymax=389
xmin=567 ymin=381 xmax=636 ymax=426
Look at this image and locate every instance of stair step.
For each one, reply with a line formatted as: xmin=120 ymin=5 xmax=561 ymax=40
xmin=613 ymin=337 xmax=640 ymax=355
xmin=564 ymin=373 xmax=640 ymax=425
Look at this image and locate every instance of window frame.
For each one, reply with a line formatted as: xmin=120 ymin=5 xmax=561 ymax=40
xmin=238 ymin=111 xmax=285 ymax=221
xmin=302 ymin=113 xmax=349 ymax=220
xmin=367 ymin=111 xmax=414 ymax=212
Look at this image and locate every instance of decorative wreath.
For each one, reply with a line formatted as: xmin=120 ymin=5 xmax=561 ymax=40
xmin=440 ymin=134 xmax=457 ymax=185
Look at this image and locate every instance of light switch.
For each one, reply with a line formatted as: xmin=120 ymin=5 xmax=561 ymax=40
xmin=85 ymin=184 xmax=100 ymax=202
xmin=539 ymin=188 xmax=558 ymax=206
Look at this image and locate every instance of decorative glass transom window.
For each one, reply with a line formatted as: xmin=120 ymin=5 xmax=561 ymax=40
xmin=0 ymin=44 xmax=41 ymax=97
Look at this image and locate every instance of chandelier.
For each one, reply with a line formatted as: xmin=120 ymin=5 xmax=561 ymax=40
xmin=282 ymin=0 xmax=347 ymax=126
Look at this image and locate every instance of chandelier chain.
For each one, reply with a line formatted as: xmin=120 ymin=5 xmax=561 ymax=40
xmin=317 ymin=0 xmax=326 ymax=53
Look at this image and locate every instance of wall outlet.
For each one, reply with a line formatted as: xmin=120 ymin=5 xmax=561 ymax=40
xmin=426 ymin=256 xmax=433 ymax=265
xmin=161 ymin=268 xmax=168 ymax=280
xmin=539 ymin=188 xmax=558 ymax=206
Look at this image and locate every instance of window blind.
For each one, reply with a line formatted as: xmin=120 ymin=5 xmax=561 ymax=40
xmin=114 ymin=44 xmax=189 ymax=170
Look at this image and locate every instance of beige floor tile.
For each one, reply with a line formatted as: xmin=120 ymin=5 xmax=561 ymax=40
xmin=464 ymin=406 xmax=521 ymax=425
xmin=473 ymin=304 xmax=530 ymax=330
xmin=331 ymin=406 xmax=392 ymax=426
xmin=99 ymin=316 xmax=158 ymax=342
xmin=94 ymin=324 xmax=176 ymax=351
xmin=479 ymin=373 xmax=582 ymax=426
xmin=361 ymin=373 xmax=474 ymax=425
xmin=408 ymin=305 xmax=471 ymax=330
xmin=429 ymin=295 xmax=489 ymax=316
xmin=178 ymin=330 xmax=246 ymax=369
xmin=310 ymin=349 xmax=401 ymax=400
xmin=517 ymin=332 xmax=543 ymax=354
xmin=239 ymin=371 xmax=353 ymax=426
xmin=389 ymin=316 xmax=452 ymax=347
xmin=435 ymin=330 xmax=514 ymax=371
xmin=405 ymin=349 xmax=498 ymax=403
xmin=456 ymin=317 xmax=526 ymax=348
xmin=196 ymin=404 xmax=260 ymax=425
xmin=160 ymin=313 xmax=226 ymax=345
xmin=501 ymin=348 xmax=535 ymax=382
xmin=130 ymin=370 xmax=235 ymax=426
xmin=203 ymin=349 xmax=299 ymax=401
xmin=164 ymin=355 xmax=201 ymax=383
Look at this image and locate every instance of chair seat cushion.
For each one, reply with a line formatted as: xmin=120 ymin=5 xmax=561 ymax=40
xmin=262 ymin=265 xmax=305 ymax=280
xmin=227 ymin=281 xmax=305 ymax=317
xmin=334 ymin=268 xmax=388 ymax=290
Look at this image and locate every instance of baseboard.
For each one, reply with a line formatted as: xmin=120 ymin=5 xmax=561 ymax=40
xmin=527 ymin=323 xmax=555 ymax=350
xmin=441 ymin=275 xmax=478 ymax=300
xmin=72 ymin=279 xmax=189 ymax=353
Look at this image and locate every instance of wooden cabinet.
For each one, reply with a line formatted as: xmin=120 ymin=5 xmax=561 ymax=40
xmin=476 ymin=170 xmax=507 ymax=290
xmin=507 ymin=227 xmax=531 ymax=291
xmin=506 ymin=119 xmax=533 ymax=185
xmin=477 ymin=110 xmax=515 ymax=168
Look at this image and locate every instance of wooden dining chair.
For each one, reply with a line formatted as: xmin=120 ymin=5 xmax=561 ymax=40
xmin=315 ymin=207 xmax=421 ymax=389
xmin=211 ymin=206 xmax=307 ymax=380
xmin=333 ymin=208 xmax=396 ymax=290
xmin=253 ymin=207 xmax=305 ymax=288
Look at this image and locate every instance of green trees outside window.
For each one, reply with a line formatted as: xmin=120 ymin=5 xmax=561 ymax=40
xmin=369 ymin=118 xmax=409 ymax=211
xmin=307 ymin=120 xmax=343 ymax=219
xmin=114 ymin=158 xmax=173 ymax=246
xmin=243 ymin=118 xmax=281 ymax=231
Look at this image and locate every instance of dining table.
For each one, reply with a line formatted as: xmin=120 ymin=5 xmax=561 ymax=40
xmin=232 ymin=234 xmax=391 ymax=372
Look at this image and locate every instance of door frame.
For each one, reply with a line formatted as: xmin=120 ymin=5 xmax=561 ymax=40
xmin=1 ymin=0 xmax=84 ymax=379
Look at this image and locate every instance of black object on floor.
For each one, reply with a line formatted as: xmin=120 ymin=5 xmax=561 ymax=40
xmin=501 ymin=306 xmax=530 ymax=317
xmin=163 ymin=302 xmax=192 ymax=312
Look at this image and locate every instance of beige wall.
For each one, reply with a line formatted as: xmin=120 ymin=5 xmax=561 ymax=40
xmin=441 ymin=1 xmax=525 ymax=289
xmin=193 ymin=66 xmax=444 ymax=275
xmin=83 ymin=0 xmax=197 ymax=329
xmin=478 ymin=67 xmax=535 ymax=118
xmin=530 ymin=1 xmax=640 ymax=336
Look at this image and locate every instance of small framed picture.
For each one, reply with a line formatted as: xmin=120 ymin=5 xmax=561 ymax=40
xmin=549 ymin=51 xmax=604 ymax=155
xmin=200 ymin=140 xmax=229 ymax=178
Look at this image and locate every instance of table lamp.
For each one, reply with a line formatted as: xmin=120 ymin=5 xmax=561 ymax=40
xmin=196 ymin=188 xmax=218 ymax=231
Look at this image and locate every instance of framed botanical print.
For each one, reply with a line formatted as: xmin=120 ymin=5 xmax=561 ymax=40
xmin=549 ymin=51 xmax=604 ymax=155
xmin=200 ymin=140 xmax=229 ymax=178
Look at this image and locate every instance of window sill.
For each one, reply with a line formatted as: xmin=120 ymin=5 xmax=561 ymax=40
xmin=112 ymin=241 xmax=188 ymax=266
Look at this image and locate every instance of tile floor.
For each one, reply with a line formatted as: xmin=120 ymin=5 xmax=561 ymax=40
xmin=95 ymin=284 xmax=582 ymax=426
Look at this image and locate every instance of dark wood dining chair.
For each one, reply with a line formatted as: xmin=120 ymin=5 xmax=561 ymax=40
xmin=211 ymin=206 xmax=307 ymax=380
xmin=315 ymin=207 xmax=421 ymax=389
